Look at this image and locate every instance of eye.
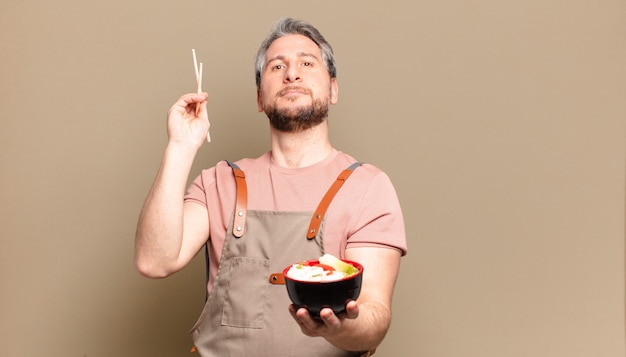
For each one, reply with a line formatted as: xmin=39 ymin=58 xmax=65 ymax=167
xmin=272 ymin=64 xmax=285 ymax=70
xmin=302 ymin=61 xmax=313 ymax=67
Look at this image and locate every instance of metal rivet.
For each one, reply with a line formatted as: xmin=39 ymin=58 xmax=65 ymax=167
xmin=316 ymin=214 xmax=321 ymax=219
xmin=310 ymin=228 xmax=315 ymax=234
xmin=271 ymin=276 xmax=277 ymax=282
xmin=236 ymin=226 xmax=242 ymax=231
xmin=238 ymin=211 xmax=244 ymax=217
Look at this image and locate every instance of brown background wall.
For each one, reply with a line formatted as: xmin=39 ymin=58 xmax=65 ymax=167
xmin=1 ymin=1 xmax=625 ymax=356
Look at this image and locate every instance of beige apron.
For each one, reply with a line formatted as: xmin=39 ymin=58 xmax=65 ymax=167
xmin=190 ymin=161 xmax=368 ymax=357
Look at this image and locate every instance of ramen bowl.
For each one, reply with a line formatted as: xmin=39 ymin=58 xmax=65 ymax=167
xmin=282 ymin=259 xmax=363 ymax=318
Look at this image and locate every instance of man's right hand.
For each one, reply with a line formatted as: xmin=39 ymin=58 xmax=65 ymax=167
xmin=166 ymin=92 xmax=209 ymax=148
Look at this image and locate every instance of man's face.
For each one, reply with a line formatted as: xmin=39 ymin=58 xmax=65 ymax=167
xmin=257 ymin=34 xmax=338 ymax=132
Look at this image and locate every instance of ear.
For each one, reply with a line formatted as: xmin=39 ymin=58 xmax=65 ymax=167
xmin=257 ymin=89 xmax=264 ymax=112
xmin=330 ymin=78 xmax=339 ymax=104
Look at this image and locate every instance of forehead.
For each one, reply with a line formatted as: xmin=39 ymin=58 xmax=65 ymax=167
xmin=265 ymin=34 xmax=322 ymax=60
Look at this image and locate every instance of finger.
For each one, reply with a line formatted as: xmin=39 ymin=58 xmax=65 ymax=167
xmin=344 ymin=300 xmax=359 ymax=319
xmin=296 ymin=307 xmax=323 ymax=331
xmin=289 ymin=305 xmax=309 ymax=327
xmin=319 ymin=308 xmax=341 ymax=329
xmin=186 ymin=93 xmax=210 ymax=119
xmin=186 ymin=91 xmax=208 ymax=101
xmin=193 ymin=97 xmax=207 ymax=116
xmin=289 ymin=305 xmax=315 ymax=336
xmin=168 ymin=93 xmax=207 ymax=116
xmin=288 ymin=304 xmax=299 ymax=320
xmin=178 ymin=92 xmax=209 ymax=108
xmin=295 ymin=306 xmax=313 ymax=324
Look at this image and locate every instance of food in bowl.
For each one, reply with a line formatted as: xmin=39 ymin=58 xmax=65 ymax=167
xmin=285 ymin=255 xmax=359 ymax=282
xmin=283 ymin=254 xmax=363 ymax=317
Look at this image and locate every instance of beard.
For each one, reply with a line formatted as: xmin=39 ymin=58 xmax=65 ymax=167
xmin=264 ymin=96 xmax=330 ymax=133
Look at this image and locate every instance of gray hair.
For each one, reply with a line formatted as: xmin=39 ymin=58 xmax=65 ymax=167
xmin=255 ymin=18 xmax=337 ymax=89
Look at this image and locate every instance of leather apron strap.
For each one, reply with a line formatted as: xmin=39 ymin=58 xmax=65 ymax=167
xmin=226 ymin=160 xmax=247 ymax=238
xmin=307 ymin=162 xmax=363 ymax=239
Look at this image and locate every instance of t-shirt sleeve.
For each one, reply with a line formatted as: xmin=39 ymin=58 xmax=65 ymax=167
xmin=184 ymin=171 xmax=211 ymax=208
xmin=346 ymin=170 xmax=408 ymax=256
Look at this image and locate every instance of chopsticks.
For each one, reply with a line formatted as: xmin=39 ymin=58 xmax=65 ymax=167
xmin=192 ymin=49 xmax=210 ymax=142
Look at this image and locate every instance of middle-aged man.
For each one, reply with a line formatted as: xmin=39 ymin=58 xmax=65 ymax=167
xmin=135 ymin=17 xmax=408 ymax=356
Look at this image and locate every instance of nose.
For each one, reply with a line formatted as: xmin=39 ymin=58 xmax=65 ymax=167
xmin=284 ymin=66 xmax=301 ymax=83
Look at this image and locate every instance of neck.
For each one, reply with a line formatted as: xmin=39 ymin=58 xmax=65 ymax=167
xmin=269 ymin=122 xmax=333 ymax=168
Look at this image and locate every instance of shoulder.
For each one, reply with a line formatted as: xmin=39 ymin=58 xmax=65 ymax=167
xmin=324 ymin=151 xmax=395 ymax=194
xmin=205 ymin=152 xmax=271 ymax=176
xmin=231 ymin=152 xmax=271 ymax=172
xmin=191 ymin=152 xmax=269 ymax=189
xmin=333 ymin=151 xmax=382 ymax=173
xmin=348 ymin=164 xmax=397 ymax=200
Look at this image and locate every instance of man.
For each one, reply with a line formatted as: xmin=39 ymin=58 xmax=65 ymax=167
xmin=135 ymin=18 xmax=407 ymax=356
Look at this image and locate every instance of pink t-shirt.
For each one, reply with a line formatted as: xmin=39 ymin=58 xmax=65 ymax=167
xmin=185 ymin=149 xmax=407 ymax=290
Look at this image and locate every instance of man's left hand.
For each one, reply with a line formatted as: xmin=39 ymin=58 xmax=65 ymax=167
xmin=288 ymin=300 xmax=359 ymax=337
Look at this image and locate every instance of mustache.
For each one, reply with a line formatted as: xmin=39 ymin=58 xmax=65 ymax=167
xmin=277 ymin=86 xmax=312 ymax=97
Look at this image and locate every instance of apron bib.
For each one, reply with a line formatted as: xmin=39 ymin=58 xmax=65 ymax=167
xmin=190 ymin=162 xmax=364 ymax=357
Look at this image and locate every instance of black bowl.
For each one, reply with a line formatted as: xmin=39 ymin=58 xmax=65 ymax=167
xmin=283 ymin=259 xmax=364 ymax=318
